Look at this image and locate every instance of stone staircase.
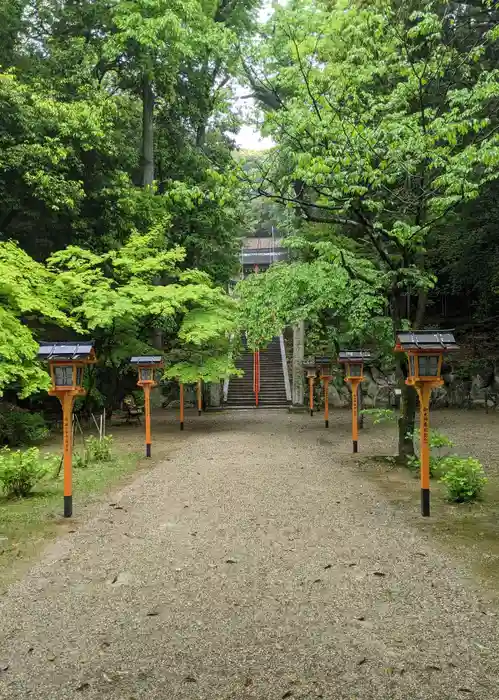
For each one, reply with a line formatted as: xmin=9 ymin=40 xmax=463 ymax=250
xmin=226 ymin=337 xmax=289 ymax=409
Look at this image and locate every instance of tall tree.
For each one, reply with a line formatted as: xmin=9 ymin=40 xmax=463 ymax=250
xmin=245 ymin=0 xmax=499 ymax=458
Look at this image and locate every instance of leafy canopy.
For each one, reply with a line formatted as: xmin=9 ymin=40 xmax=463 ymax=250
xmin=0 ymin=241 xmax=74 ymax=396
xmin=248 ymin=0 xmax=499 ymax=324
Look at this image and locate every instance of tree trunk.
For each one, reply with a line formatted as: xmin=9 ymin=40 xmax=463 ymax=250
xmin=141 ymin=72 xmax=163 ymax=349
xmin=390 ymin=289 xmax=419 ymax=461
xmin=357 ymin=383 xmax=364 ymax=429
xmin=292 ymin=321 xmax=305 ymax=406
xmin=141 ymin=73 xmax=154 ymax=188
xmin=398 ymin=382 xmax=417 ymax=463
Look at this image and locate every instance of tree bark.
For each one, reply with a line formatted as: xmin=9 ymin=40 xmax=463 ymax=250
xmin=141 ymin=73 xmax=155 ymax=188
xmin=398 ymin=380 xmax=418 ymax=462
xmin=390 ymin=289 xmax=419 ymax=460
xmin=141 ymin=72 xmax=163 ymax=349
xmin=357 ymin=383 xmax=364 ymax=429
xmin=292 ymin=321 xmax=305 ymax=406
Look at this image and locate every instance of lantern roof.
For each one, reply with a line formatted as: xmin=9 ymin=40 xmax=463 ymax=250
xmin=395 ymin=330 xmax=458 ymax=352
xmin=38 ymin=341 xmax=95 ymax=361
xmin=303 ymin=360 xmax=317 ymax=369
xmin=338 ymin=350 xmax=372 ymax=363
xmin=315 ymin=356 xmax=331 ymax=365
xmin=130 ymin=355 xmax=163 ymax=365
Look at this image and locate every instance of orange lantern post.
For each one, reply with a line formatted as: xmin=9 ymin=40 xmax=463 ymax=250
xmin=316 ymin=357 xmax=333 ymax=429
xmin=395 ymin=330 xmax=458 ymax=517
xmin=339 ymin=350 xmax=372 ymax=453
xmin=38 ymin=341 xmax=96 ymax=517
xmin=179 ymin=382 xmax=185 ymax=430
xmin=130 ymin=356 xmax=163 ymax=457
xmin=197 ymin=379 xmax=202 ymax=416
xmin=303 ymin=362 xmax=317 ymax=417
xmin=253 ymin=349 xmax=260 ymax=407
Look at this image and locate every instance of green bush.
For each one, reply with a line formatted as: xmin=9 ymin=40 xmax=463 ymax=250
xmin=73 ymin=451 xmax=91 ymax=469
xmin=73 ymin=436 xmax=114 ymax=469
xmin=131 ymin=390 xmax=145 ymax=409
xmin=439 ymin=456 xmax=487 ymax=503
xmin=0 ymin=407 xmax=50 ymax=447
xmin=360 ymin=408 xmax=396 ymax=425
xmin=406 ymin=429 xmax=454 ymax=477
xmin=86 ymin=435 xmax=113 ymax=463
xmin=0 ymin=447 xmax=57 ymax=498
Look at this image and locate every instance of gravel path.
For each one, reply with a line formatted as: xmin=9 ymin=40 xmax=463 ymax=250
xmin=0 ymin=410 xmax=498 ymax=700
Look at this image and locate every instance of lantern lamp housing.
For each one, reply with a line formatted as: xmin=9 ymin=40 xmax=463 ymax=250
xmin=140 ymin=367 xmax=154 ymax=382
xmin=338 ymin=350 xmax=371 ymax=381
xmin=130 ymin=356 xmax=163 ymax=386
xmin=348 ymin=363 xmax=363 ymax=378
xmin=394 ymin=330 xmax=458 ymax=384
xmin=315 ymin=356 xmax=332 ymax=378
xmin=37 ymin=341 xmax=96 ymax=394
xmin=303 ymin=360 xmax=318 ymax=379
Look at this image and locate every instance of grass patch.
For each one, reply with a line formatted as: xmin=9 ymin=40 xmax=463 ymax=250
xmin=0 ymin=447 xmax=143 ymax=590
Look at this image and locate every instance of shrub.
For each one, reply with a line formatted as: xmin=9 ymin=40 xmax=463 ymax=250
xmin=406 ymin=429 xmax=454 ymax=477
xmin=131 ymin=390 xmax=145 ymax=409
xmin=0 ymin=447 xmax=57 ymax=498
xmin=73 ymin=451 xmax=91 ymax=469
xmin=73 ymin=436 xmax=113 ymax=469
xmin=0 ymin=406 xmax=50 ymax=447
xmin=360 ymin=408 xmax=396 ymax=425
xmin=439 ymin=457 xmax=487 ymax=503
xmin=86 ymin=435 xmax=113 ymax=463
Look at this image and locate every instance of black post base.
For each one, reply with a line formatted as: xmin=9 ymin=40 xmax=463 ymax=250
xmin=325 ymin=419 xmax=329 ymax=429
xmin=353 ymin=440 xmax=358 ymax=453
xmin=180 ymin=422 xmax=184 ymax=431
xmin=310 ymin=409 xmax=313 ymax=417
xmin=198 ymin=410 xmax=202 ymax=416
xmin=421 ymin=488 xmax=430 ymax=517
xmin=64 ymin=495 xmax=72 ymax=518
xmin=146 ymin=443 xmax=151 ymax=458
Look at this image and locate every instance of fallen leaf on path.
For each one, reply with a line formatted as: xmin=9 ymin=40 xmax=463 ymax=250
xmin=357 ymin=657 xmax=367 ymax=666
xmin=373 ymin=571 xmax=386 ymax=577
xmin=146 ymin=611 xmax=160 ymax=617
xmin=426 ymin=665 xmax=441 ymax=671
xmin=76 ymin=682 xmax=90 ymax=691
xmin=324 ymin=564 xmax=332 ymax=570
xmin=184 ymin=676 xmax=197 ymax=683
xmin=225 ymin=559 xmax=237 ymax=564
xmin=356 ymin=616 xmax=365 ymax=621
xmin=458 ymin=689 xmax=472 ymax=694
xmin=0 ymin=664 xmax=9 ymax=672
xmin=282 ymin=692 xmax=293 ymax=698
xmin=313 ymin=579 xmax=322 ymax=584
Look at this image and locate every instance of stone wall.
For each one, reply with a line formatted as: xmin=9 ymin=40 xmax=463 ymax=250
xmin=327 ymin=364 xmax=499 ymax=410
xmin=327 ymin=367 xmax=396 ymax=408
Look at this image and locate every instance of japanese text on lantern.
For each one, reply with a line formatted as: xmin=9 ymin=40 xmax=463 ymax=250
xmin=423 ymin=406 xmax=429 ymax=443
xmin=63 ymin=412 xmax=71 ymax=453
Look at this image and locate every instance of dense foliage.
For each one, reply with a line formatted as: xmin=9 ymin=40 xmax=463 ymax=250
xmin=0 ymin=0 xmax=259 ymax=413
xmin=241 ymin=0 xmax=499 ymax=456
